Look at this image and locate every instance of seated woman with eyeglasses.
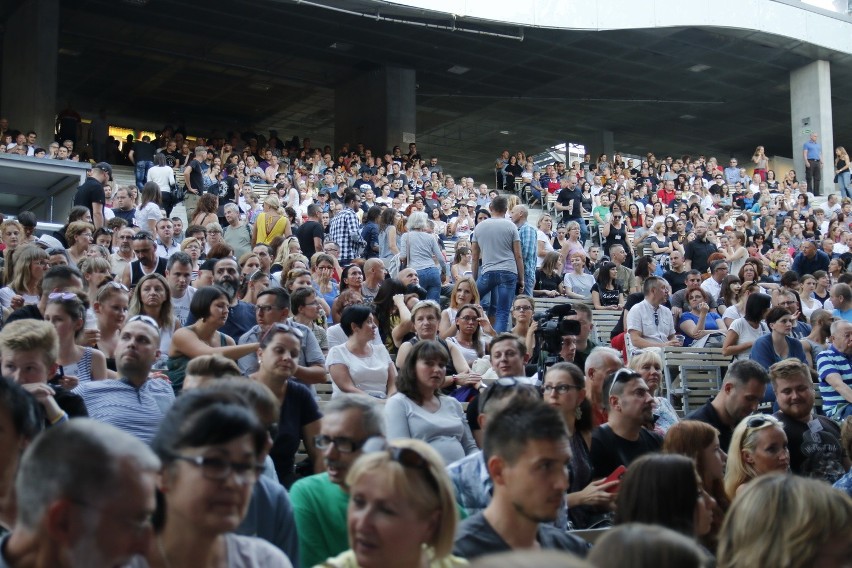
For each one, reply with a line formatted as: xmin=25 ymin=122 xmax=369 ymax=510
xmin=250 ymin=321 xmax=323 ymax=488
xmin=44 ymin=291 xmax=108 ymax=384
xmin=128 ymin=390 xmax=293 ymax=568
xmin=167 ymin=286 xmax=259 ymax=396
xmin=385 ymin=340 xmax=477 ymax=465
xmin=678 ymin=288 xmax=728 ymax=347
xmin=724 ymin=414 xmax=790 ymax=499
xmin=543 ymin=363 xmax=618 ymax=529
xmin=180 ymin=237 xmax=203 ymax=284
xmin=318 ymin=437 xmax=465 ymax=567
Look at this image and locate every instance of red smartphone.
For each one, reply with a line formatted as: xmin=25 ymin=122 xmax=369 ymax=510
xmin=604 ymin=465 xmax=627 ymax=493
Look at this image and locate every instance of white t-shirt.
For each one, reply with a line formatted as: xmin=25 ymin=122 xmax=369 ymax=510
xmin=134 ymin=202 xmax=162 ymax=231
xmin=729 ymin=317 xmax=769 ymax=360
xmin=171 ymin=287 xmax=196 ymax=326
xmin=536 ymin=229 xmax=554 ymax=267
xmin=326 ymin=343 xmax=392 ymax=398
xmin=0 ymin=286 xmax=38 ymax=309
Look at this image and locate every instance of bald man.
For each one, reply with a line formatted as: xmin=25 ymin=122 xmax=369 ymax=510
xmin=361 ymin=258 xmax=385 ymax=303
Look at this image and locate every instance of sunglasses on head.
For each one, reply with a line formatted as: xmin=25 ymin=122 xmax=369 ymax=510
xmin=132 ymin=232 xmax=155 ymax=242
xmin=361 ymin=437 xmax=439 ymax=491
xmin=607 ymin=368 xmax=642 ymax=398
xmin=127 ymin=314 xmax=159 ymax=329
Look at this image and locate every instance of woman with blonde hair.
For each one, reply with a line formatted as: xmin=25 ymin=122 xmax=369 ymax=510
xmin=724 ymin=414 xmax=789 ymax=499
xmin=253 ymin=194 xmax=291 ymax=245
xmin=717 ymin=475 xmax=852 ymax=568
xmin=835 ymin=145 xmax=851 ymax=199
xmin=628 ymin=350 xmax=679 ymax=434
xmin=179 ymin=236 xmax=202 ymax=283
xmin=320 ymin=437 xmax=466 ymax=567
xmin=44 ymin=291 xmax=108 ymax=384
xmin=0 ymin=244 xmax=47 ymax=309
xmin=439 ymin=276 xmax=487 ymax=338
xmin=128 ymin=273 xmax=179 ymax=361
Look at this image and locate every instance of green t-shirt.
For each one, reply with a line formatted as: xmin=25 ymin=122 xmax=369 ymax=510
xmin=592 ymin=205 xmax=610 ymax=226
xmin=290 ymin=472 xmax=350 ymax=568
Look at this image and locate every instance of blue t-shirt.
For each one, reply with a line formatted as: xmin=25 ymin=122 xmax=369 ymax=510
xmin=803 ymin=140 xmax=822 ymax=160
xmin=678 ymin=312 xmax=723 ymax=346
xmin=185 ymin=300 xmax=257 ymax=342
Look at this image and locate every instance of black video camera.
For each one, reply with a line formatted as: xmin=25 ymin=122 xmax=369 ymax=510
xmin=533 ymin=303 xmax=581 ymax=355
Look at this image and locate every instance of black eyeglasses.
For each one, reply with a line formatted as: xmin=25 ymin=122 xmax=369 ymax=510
xmin=542 ymin=384 xmax=582 ymax=395
xmin=172 ymin=455 xmax=264 ymax=483
xmin=746 ymin=415 xmax=780 ymax=429
xmin=607 ymin=368 xmax=642 ymax=398
xmin=314 ymin=435 xmax=367 ymax=453
xmin=361 ymin=437 xmax=439 ymax=491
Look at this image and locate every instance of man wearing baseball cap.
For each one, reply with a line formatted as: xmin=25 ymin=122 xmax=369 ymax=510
xmin=72 ymin=162 xmax=112 ymax=229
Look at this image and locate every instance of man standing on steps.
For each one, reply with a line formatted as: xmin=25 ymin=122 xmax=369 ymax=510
xmin=511 ymin=204 xmax=537 ymax=297
xmin=554 ymin=175 xmax=588 ymax=243
xmin=183 ymin=146 xmax=207 ymax=220
xmin=472 ymin=196 xmax=524 ymax=332
xmin=803 ymin=131 xmax=823 ymax=196
xmin=73 ymin=162 xmax=111 ymax=230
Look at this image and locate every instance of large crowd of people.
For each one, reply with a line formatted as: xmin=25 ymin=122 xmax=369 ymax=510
xmin=0 ymin=117 xmax=851 ymax=567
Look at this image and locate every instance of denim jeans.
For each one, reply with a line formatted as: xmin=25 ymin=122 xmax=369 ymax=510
xmin=477 ymin=270 xmax=518 ymax=332
xmin=839 ymin=171 xmax=852 ymax=200
xmin=135 ymin=161 xmax=153 ymax=190
xmin=524 ymin=264 xmax=535 ymax=297
xmin=417 ymin=266 xmax=442 ymax=302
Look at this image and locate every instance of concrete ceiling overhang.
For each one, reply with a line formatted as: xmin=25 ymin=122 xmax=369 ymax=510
xmin=45 ymin=0 xmax=852 ymax=178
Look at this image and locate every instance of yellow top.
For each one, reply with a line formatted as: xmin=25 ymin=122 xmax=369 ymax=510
xmin=255 ymin=211 xmax=289 ymax=245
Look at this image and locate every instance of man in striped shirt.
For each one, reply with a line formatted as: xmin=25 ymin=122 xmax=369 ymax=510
xmin=816 ymin=320 xmax=852 ymax=420
xmin=75 ymin=315 xmax=174 ymax=443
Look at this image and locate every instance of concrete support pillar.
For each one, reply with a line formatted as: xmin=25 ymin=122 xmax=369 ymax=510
xmin=335 ymin=66 xmax=416 ymax=155
xmin=587 ymin=130 xmax=614 ymax=164
xmin=790 ymin=60 xmax=834 ymax=196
